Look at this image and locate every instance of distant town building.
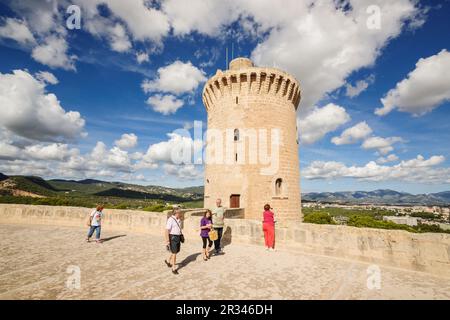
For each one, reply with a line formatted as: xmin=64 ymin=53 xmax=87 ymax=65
xmin=383 ymin=216 xmax=419 ymax=227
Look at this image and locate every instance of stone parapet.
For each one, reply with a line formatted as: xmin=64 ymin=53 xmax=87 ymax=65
xmin=1 ymin=204 xmax=449 ymax=277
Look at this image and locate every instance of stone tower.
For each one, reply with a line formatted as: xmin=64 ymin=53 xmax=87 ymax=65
xmin=202 ymin=57 xmax=302 ymax=222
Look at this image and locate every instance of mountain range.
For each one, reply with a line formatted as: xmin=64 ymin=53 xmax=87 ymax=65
xmin=302 ymin=189 xmax=450 ymax=206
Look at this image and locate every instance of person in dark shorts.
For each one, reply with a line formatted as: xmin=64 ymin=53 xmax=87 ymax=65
xmin=200 ymin=209 xmax=213 ymax=261
xmin=165 ymin=208 xmax=183 ymax=275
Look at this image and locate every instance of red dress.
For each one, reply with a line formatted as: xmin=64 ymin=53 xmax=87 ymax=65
xmin=262 ymin=210 xmax=275 ymax=248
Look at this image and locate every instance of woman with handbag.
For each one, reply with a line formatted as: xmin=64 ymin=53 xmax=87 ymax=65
xmin=262 ymin=204 xmax=276 ymax=251
xmin=200 ymin=209 xmax=214 ymax=261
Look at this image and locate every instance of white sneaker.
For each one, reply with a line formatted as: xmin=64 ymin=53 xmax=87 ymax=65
xmin=270 ymin=248 xmax=276 ymax=252
xmin=265 ymin=247 xmax=270 ymax=251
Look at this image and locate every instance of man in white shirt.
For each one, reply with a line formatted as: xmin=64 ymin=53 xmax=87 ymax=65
xmin=86 ymin=205 xmax=104 ymax=243
xmin=164 ymin=208 xmax=183 ymax=275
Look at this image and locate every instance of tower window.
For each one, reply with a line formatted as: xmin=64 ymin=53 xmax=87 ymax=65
xmin=235 ymin=153 xmax=238 ymax=162
xmin=275 ymin=178 xmax=283 ymax=196
xmin=234 ymin=129 xmax=239 ymax=141
xmin=236 ymin=96 xmax=238 ymax=104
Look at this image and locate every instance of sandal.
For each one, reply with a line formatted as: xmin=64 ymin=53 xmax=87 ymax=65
xmin=165 ymin=260 xmax=172 ymax=268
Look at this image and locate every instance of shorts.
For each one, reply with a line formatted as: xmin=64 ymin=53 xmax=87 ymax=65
xmin=169 ymin=234 xmax=181 ymax=254
xmin=201 ymin=236 xmax=213 ymax=249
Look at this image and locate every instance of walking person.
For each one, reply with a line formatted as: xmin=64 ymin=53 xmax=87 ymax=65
xmin=262 ymin=204 xmax=276 ymax=251
xmin=212 ymin=198 xmax=225 ymax=255
xmin=86 ymin=205 xmax=104 ymax=243
xmin=200 ymin=209 xmax=214 ymax=261
xmin=164 ymin=208 xmax=184 ymax=275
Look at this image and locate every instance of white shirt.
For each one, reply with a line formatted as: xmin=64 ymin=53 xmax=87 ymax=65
xmin=166 ymin=216 xmax=182 ymax=235
xmin=90 ymin=210 xmax=103 ymax=227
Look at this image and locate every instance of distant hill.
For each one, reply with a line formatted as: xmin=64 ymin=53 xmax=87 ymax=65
xmin=302 ymin=189 xmax=450 ymax=205
xmin=0 ymin=176 xmax=57 ymax=197
xmin=0 ymin=173 xmax=8 ymax=182
xmin=94 ymin=188 xmax=191 ymax=202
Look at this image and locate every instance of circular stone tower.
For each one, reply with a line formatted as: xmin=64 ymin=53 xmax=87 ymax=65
xmin=202 ymin=57 xmax=302 ymax=222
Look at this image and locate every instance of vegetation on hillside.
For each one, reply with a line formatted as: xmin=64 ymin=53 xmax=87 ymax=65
xmin=303 ymin=207 xmax=450 ymax=234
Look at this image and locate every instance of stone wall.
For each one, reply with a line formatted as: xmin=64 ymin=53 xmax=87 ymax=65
xmin=1 ymin=204 xmax=449 ymax=277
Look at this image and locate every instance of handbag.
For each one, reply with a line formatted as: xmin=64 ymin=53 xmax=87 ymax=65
xmin=208 ymin=229 xmax=218 ymax=241
xmin=171 ymin=217 xmax=185 ymax=243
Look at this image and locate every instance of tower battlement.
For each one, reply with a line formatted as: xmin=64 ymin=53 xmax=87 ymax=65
xmin=202 ymin=59 xmax=301 ymax=112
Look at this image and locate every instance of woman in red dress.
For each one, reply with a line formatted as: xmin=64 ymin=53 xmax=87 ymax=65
xmin=262 ymin=204 xmax=275 ymax=251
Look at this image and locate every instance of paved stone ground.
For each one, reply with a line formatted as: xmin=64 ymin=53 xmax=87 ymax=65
xmin=1 ymin=224 xmax=449 ymax=300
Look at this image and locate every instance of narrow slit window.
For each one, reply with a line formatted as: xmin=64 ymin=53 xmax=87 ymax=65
xmin=236 ymin=96 xmax=238 ymax=104
xmin=234 ymin=129 xmax=239 ymax=141
xmin=275 ymin=178 xmax=283 ymax=196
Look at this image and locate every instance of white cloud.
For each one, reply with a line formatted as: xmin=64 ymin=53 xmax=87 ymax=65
xmin=376 ymin=154 xmax=399 ymax=164
xmin=141 ymin=60 xmax=207 ymax=95
xmin=250 ymin=0 xmax=423 ymax=111
xmin=345 ymin=75 xmax=375 ymax=98
xmin=35 ymin=71 xmax=58 ymax=85
xmin=115 ymin=133 xmax=138 ymax=149
xmin=24 ymin=143 xmax=79 ymax=161
xmin=74 ymin=0 xmax=170 ymax=44
xmin=361 ymin=136 xmax=403 ymax=155
xmin=143 ymin=132 xmax=202 ymax=165
xmin=0 ymin=69 xmax=85 ymax=141
xmin=303 ymin=155 xmax=448 ymax=183
xmin=163 ymin=163 xmax=203 ymax=180
xmin=136 ymin=51 xmax=149 ymax=64
xmin=298 ymin=103 xmax=350 ymax=144
xmin=376 ymin=49 xmax=450 ymax=116
xmin=162 ymin=0 xmax=238 ymax=36
xmin=146 ymin=94 xmax=184 ymax=115
xmin=108 ymin=23 xmax=132 ymax=52
xmin=331 ymin=121 xmax=373 ymax=145
xmin=0 ymin=17 xmax=35 ymax=44
xmin=31 ymin=35 xmax=76 ymax=70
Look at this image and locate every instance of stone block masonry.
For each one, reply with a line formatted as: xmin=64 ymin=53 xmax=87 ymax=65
xmin=202 ymin=57 xmax=302 ymax=222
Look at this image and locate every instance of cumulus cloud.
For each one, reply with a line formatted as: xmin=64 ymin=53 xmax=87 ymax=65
xmin=143 ymin=132 xmax=202 ymax=165
xmin=115 ymin=133 xmax=138 ymax=149
xmin=0 ymin=69 xmax=85 ymax=141
xmin=345 ymin=75 xmax=375 ymax=98
xmin=31 ymin=35 xmax=76 ymax=70
xmin=361 ymin=136 xmax=403 ymax=155
xmin=136 ymin=51 xmax=149 ymax=64
xmin=35 ymin=71 xmax=58 ymax=85
xmin=146 ymin=94 xmax=184 ymax=115
xmin=108 ymin=23 xmax=132 ymax=52
xmin=303 ymin=155 xmax=448 ymax=183
xmin=331 ymin=121 xmax=373 ymax=145
xmin=141 ymin=60 xmax=207 ymax=95
xmin=376 ymin=49 xmax=450 ymax=116
xmin=376 ymin=154 xmax=399 ymax=164
xmin=163 ymin=163 xmax=203 ymax=180
xmin=0 ymin=17 xmax=35 ymax=44
xmin=250 ymin=0 xmax=423 ymax=111
xmin=298 ymin=103 xmax=350 ymax=144
xmin=24 ymin=143 xmax=79 ymax=161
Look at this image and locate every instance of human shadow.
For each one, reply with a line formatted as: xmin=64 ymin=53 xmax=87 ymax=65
xmin=101 ymin=234 xmax=127 ymax=242
xmin=177 ymin=252 xmax=201 ymax=270
xmin=222 ymin=226 xmax=232 ymax=247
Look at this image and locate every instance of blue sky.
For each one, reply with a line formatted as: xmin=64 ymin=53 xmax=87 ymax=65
xmin=0 ymin=0 xmax=449 ymax=193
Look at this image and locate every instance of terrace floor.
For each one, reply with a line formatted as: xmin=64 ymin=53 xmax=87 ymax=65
xmin=1 ymin=223 xmax=449 ymax=300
